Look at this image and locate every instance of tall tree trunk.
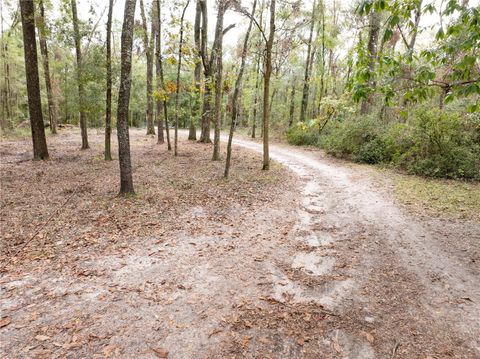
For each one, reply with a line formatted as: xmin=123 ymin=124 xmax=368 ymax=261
xmin=299 ymin=0 xmax=316 ymax=123
xmin=174 ymin=1 xmax=190 ymax=156
xmin=251 ymin=52 xmax=261 ymax=138
xmin=117 ymin=0 xmax=137 ymax=195
xmin=199 ymin=0 xmax=212 ymax=143
xmin=139 ymin=0 xmax=155 ymax=135
xmin=224 ymin=0 xmax=256 ymax=178
xmin=20 ymin=0 xmax=49 ymax=160
xmin=189 ymin=0 xmax=202 ymax=141
xmin=289 ymin=79 xmax=296 ymax=127
xmin=71 ymin=0 xmax=89 ymax=149
xmin=104 ymin=0 xmax=113 ymax=160
xmin=262 ymin=0 xmax=275 ymax=170
xmin=154 ymin=0 xmax=168 ymax=146
xmin=318 ymin=0 xmax=326 ymax=107
xmin=37 ymin=0 xmax=57 ymax=134
xmin=360 ymin=11 xmax=380 ymax=115
xmin=211 ymin=0 xmax=227 ymax=161
xmin=251 ymin=0 xmax=265 ymax=139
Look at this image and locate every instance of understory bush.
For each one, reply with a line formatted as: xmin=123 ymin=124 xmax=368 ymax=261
xmin=287 ymin=108 xmax=480 ymax=180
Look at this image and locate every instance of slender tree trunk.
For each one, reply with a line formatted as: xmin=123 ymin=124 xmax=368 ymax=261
xmin=189 ymin=0 xmax=202 ymax=141
xmin=299 ymin=0 xmax=316 ymax=123
xmin=37 ymin=0 xmax=57 ymax=134
xmin=117 ymin=0 xmax=137 ymax=195
xmin=262 ymin=0 xmax=275 ymax=170
xmin=360 ymin=11 xmax=380 ymax=115
xmin=251 ymin=52 xmax=261 ymax=138
xmin=174 ymin=1 xmax=190 ymax=156
xmin=20 ymin=0 xmax=49 ymax=160
xmin=200 ymin=80 xmax=212 ymax=142
xmin=154 ymin=0 xmax=167 ymax=145
xmin=71 ymin=0 xmax=89 ymax=149
xmin=289 ymin=79 xmax=296 ymax=127
xmin=224 ymin=0 xmax=256 ymax=178
xmin=212 ymin=1 xmax=227 ymax=161
xmin=251 ymin=0 xmax=265 ymax=139
xmin=139 ymin=0 xmax=155 ymax=135
xmin=104 ymin=0 xmax=113 ymax=160
xmin=318 ymin=0 xmax=326 ymax=107
xmin=199 ymin=0 xmax=212 ymax=143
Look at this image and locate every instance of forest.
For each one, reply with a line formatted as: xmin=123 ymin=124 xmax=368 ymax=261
xmin=1 ymin=0 xmax=479 ymax=358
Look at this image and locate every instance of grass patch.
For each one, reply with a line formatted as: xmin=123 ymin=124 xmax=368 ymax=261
xmin=393 ymin=174 xmax=480 ymax=222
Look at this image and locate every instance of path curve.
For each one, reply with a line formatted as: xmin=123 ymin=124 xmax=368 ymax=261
xmin=222 ymin=133 xmax=480 ymax=357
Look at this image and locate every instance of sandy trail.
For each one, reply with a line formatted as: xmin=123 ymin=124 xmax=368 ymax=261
xmin=223 ymin=134 xmax=480 ymax=357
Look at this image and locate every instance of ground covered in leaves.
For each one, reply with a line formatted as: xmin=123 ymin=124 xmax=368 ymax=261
xmin=1 ymin=128 xmax=479 ymax=358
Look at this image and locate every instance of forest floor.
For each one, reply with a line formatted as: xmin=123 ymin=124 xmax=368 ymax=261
xmin=1 ymin=128 xmax=479 ymax=358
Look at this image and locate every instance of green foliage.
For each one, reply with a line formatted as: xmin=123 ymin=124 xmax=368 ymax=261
xmin=288 ymin=109 xmax=480 ymax=180
xmin=286 ymin=123 xmax=319 ymax=146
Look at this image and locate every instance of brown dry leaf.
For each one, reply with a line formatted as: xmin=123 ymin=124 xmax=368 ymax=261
xmin=35 ymin=334 xmax=50 ymax=341
xmin=333 ymin=339 xmax=342 ymax=353
xmin=364 ymin=331 xmax=374 ymax=343
xmin=0 ymin=316 xmax=11 ymax=328
xmin=152 ymin=348 xmax=169 ymax=358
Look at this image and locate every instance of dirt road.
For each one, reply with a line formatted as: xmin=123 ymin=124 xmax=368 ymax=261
xmin=224 ymin=134 xmax=480 ymax=358
xmin=1 ymin=129 xmax=479 ymax=358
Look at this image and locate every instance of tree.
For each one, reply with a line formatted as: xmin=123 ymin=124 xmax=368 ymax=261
xmin=262 ymin=0 xmax=276 ymax=170
xmin=104 ymin=0 xmax=114 ymax=160
xmin=37 ymin=0 xmax=57 ymax=134
xmin=224 ymin=0 xmax=256 ymax=177
xmin=360 ymin=10 xmax=380 ymax=114
xmin=189 ymin=0 xmax=202 ymax=141
xmin=198 ymin=0 xmax=212 ymax=143
xmin=71 ymin=0 xmax=89 ymax=149
xmin=117 ymin=0 xmax=137 ymax=195
xmin=211 ymin=0 xmax=228 ymax=161
xmin=154 ymin=0 xmax=171 ymax=147
xmin=173 ymin=0 xmax=191 ymax=156
xmin=19 ymin=0 xmax=49 ymax=160
xmin=250 ymin=0 xmax=265 ymax=138
xmin=139 ymin=0 xmax=155 ymax=135
xmin=299 ymin=0 xmax=316 ymax=123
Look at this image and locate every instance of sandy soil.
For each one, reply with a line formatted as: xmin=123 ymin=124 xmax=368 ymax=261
xmin=1 ymin=129 xmax=479 ymax=358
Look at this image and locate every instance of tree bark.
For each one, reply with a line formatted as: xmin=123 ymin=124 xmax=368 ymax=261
xmin=224 ymin=0 xmax=256 ymax=177
xmin=20 ymin=0 xmax=49 ymax=160
xmin=117 ymin=0 xmax=137 ymax=195
xmin=262 ymin=0 xmax=275 ymax=170
xmin=318 ymin=0 xmax=326 ymax=108
xmin=289 ymin=79 xmax=296 ymax=127
xmin=299 ymin=0 xmax=316 ymax=123
xmin=71 ymin=0 xmax=89 ymax=149
xmin=360 ymin=10 xmax=380 ymax=115
xmin=189 ymin=0 xmax=202 ymax=141
xmin=139 ymin=0 xmax=155 ymax=135
xmin=37 ymin=0 xmax=57 ymax=134
xmin=174 ymin=1 xmax=190 ymax=156
xmin=211 ymin=0 xmax=227 ymax=161
xmin=199 ymin=0 xmax=212 ymax=143
xmin=154 ymin=0 xmax=169 ymax=146
xmin=105 ymin=0 xmax=113 ymax=160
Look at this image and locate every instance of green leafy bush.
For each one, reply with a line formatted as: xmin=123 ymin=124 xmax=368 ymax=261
xmin=285 ymin=123 xmax=319 ymax=146
xmin=287 ymin=108 xmax=480 ymax=180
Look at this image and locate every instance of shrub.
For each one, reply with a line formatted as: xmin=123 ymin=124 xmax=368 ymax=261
xmin=285 ymin=123 xmax=319 ymax=146
xmin=288 ymin=107 xmax=480 ymax=180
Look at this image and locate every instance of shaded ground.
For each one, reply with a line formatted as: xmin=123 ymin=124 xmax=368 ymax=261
xmin=1 ymin=128 xmax=479 ymax=358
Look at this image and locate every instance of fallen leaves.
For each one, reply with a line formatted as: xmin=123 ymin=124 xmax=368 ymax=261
xmin=34 ymin=334 xmax=50 ymax=341
xmin=0 ymin=316 xmax=12 ymax=328
xmin=152 ymin=348 xmax=169 ymax=358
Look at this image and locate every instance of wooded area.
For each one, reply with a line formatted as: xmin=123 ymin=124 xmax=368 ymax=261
xmin=1 ymin=0 xmax=478 ymax=188
xmin=1 ymin=0 xmax=479 ymax=357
